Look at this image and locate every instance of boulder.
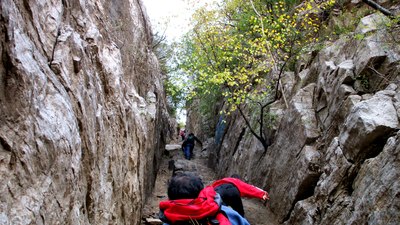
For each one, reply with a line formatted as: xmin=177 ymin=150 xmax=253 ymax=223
xmin=338 ymin=93 xmax=399 ymax=163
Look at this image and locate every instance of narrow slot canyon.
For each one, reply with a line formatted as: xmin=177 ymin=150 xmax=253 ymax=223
xmin=1 ymin=0 xmax=399 ymax=225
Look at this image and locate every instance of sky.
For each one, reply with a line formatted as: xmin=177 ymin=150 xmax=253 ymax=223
xmin=142 ymin=0 xmax=216 ymax=42
xmin=142 ymin=0 xmax=192 ymax=41
xmin=142 ymin=0 xmax=206 ymax=124
xmin=142 ymin=0 xmax=219 ymax=125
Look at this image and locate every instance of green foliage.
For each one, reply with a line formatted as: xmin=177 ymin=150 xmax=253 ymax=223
xmin=164 ymin=77 xmax=185 ymax=116
xmin=152 ymin=32 xmax=173 ymax=75
xmin=170 ymin=0 xmax=337 ymax=150
xmin=178 ymin=121 xmax=186 ymax=129
xmin=263 ymin=111 xmax=278 ymax=129
xmin=357 ymin=74 xmax=370 ymax=90
xmin=384 ymin=14 xmax=400 ymax=45
xmin=152 ymin=32 xmax=186 ymax=116
xmin=354 ymin=33 xmax=365 ymax=40
xmin=198 ymin=85 xmax=223 ymax=118
xmin=178 ymin=0 xmax=335 ymax=111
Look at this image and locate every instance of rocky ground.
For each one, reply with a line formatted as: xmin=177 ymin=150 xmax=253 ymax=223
xmin=141 ymin=139 xmax=278 ymax=225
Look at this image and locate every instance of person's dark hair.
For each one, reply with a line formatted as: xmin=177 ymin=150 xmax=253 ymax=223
xmin=167 ymin=172 xmax=204 ymax=200
xmin=230 ymin=174 xmax=241 ymax=179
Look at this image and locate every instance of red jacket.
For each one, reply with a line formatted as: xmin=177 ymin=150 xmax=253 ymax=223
xmin=159 ymin=186 xmax=231 ymax=224
xmin=211 ymin=178 xmax=266 ymax=199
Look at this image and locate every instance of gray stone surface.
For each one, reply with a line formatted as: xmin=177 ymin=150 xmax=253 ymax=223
xmin=165 ymin=144 xmax=181 ymax=151
xmin=0 ymin=0 xmax=171 ymax=224
xmin=339 ymin=93 xmax=399 ymax=162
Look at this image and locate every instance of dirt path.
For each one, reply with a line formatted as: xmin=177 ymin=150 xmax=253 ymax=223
xmin=141 ymin=140 xmax=278 ymax=225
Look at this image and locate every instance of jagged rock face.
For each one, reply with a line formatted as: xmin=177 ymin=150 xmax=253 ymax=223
xmin=186 ymin=98 xmax=219 ymax=142
xmin=0 ymin=0 xmax=170 ymax=224
xmin=188 ymin=13 xmax=400 ymax=224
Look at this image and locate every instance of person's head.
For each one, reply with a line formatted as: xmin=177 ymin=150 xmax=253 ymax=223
xmin=230 ymin=174 xmax=241 ymax=179
xmin=167 ymin=172 xmax=204 ymax=200
xmin=188 ymin=133 xmax=194 ymax=137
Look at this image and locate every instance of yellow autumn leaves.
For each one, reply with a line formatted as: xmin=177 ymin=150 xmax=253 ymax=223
xmin=178 ymin=0 xmax=335 ymax=112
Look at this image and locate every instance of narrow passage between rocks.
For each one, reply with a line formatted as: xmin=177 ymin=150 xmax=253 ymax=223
xmin=141 ymin=139 xmax=278 ymax=225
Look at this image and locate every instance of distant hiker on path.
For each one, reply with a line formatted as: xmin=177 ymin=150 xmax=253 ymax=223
xmin=179 ymin=129 xmax=185 ymax=141
xmin=159 ymin=172 xmax=250 ymax=225
xmin=181 ymin=132 xmax=202 ymax=160
xmin=212 ymin=175 xmax=269 ymax=217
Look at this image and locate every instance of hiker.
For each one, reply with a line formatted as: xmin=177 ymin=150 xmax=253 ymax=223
xmin=159 ymin=172 xmax=250 ymax=225
xmin=181 ymin=133 xmax=202 ymax=160
xmin=212 ymin=174 xmax=269 ymax=217
xmin=179 ymin=129 xmax=185 ymax=141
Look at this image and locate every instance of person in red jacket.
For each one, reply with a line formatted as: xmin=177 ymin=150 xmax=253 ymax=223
xmin=159 ymin=172 xmax=250 ymax=225
xmin=212 ymin=174 xmax=269 ymax=217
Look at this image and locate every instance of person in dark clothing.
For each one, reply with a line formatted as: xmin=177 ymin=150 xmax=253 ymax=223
xmin=181 ymin=133 xmax=202 ymax=160
xmin=212 ymin=175 xmax=269 ymax=217
xmin=215 ymin=183 xmax=245 ymax=216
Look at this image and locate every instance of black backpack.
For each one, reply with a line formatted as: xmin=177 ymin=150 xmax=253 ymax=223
xmin=186 ymin=135 xmax=195 ymax=144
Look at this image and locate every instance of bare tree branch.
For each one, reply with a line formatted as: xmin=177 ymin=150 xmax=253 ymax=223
xmin=152 ymin=31 xmax=167 ymax=49
xmin=238 ymin=105 xmax=269 ymax=150
xmin=362 ymin=0 xmax=395 ymax=18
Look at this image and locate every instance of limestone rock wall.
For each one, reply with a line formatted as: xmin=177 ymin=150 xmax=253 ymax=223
xmin=186 ymin=98 xmax=220 ymax=142
xmin=189 ymin=13 xmax=400 ymax=224
xmin=0 ymin=0 xmax=170 ymax=224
